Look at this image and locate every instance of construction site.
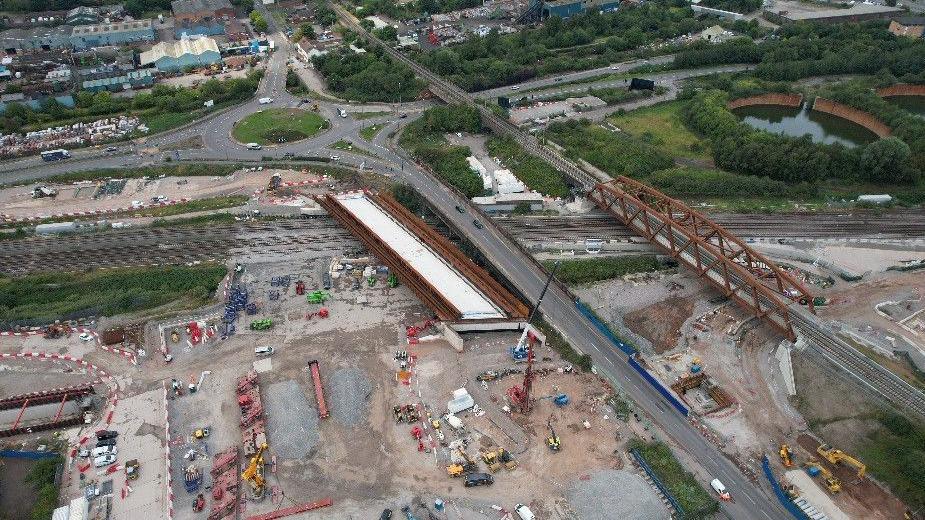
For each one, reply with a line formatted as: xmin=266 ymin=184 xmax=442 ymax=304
xmin=0 ymin=160 xmax=923 ymax=520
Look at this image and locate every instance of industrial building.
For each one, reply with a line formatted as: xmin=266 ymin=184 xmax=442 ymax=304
xmin=140 ymin=37 xmax=221 ymax=72
xmin=172 ymin=0 xmax=236 ymax=37
xmin=79 ymin=66 xmax=155 ymax=92
xmin=519 ymin=0 xmax=619 ymax=21
xmin=70 ymin=20 xmax=155 ymax=50
xmin=65 ymin=6 xmax=101 ymax=26
xmin=763 ymin=3 xmax=903 ymax=25
xmin=0 ymin=25 xmax=73 ymax=52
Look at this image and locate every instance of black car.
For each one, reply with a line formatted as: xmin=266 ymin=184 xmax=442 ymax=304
xmin=96 ymin=438 xmax=117 ymax=448
xmin=472 ymin=220 xmax=484 ymax=230
xmin=283 ymin=152 xmax=294 ymax=158
xmin=96 ymin=430 xmax=118 ymax=440
xmin=464 ymin=472 xmax=494 ymax=487
xmin=455 ymin=205 xmax=464 ymax=213
xmin=380 ymin=509 xmax=392 ymax=520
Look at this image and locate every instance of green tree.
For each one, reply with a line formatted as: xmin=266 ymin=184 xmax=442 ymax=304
xmin=249 ymin=11 xmax=268 ymax=33
xmin=861 ymin=137 xmax=917 ymax=184
xmin=299 ymin=22 xmax=316 ymax=40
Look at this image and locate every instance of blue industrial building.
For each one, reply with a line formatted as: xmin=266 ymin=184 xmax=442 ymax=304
xmin=70 ymin=20 xmax=155 ymax=50
xmin=543 ymin=0 xmax=619 ymax=19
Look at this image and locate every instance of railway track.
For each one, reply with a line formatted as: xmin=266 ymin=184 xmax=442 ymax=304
xmin=3 ymin=211 xmax=924 ymax=275
xmin=791 ymin=309 xmax=925 ymax=418
xmin=497 ymin=211 xmax=925 ymax=240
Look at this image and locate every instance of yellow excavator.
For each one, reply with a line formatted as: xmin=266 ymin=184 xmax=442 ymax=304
xmin=805 ymin=460 xmax=842 ymax=494
xmin=481 ymin=448 xmax=502 ymax=473
xmin=817 ymin=444 xmax=866 ymax=479
xmin=242 ymin=442 xmax=268 ymax=499
xmin=779 ymin=444 xmax=794 ymax=467
xmin=446 ymin=447 xmax=478 ymax=477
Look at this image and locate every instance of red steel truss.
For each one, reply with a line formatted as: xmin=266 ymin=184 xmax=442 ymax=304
xmin=590 ymin=177 xmax=815 ymax=340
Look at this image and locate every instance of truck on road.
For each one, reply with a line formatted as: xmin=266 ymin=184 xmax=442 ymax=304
xmin=41 ymin=149 xmax=71 ymax=161
xmin=711 ymin=478 xmax=731 ymax=501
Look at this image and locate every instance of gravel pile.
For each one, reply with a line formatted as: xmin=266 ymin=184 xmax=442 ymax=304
xmin=567 ymin=470 xmax=668 ymax=520
xmin=328 ymin=368 xmax=371 ymax=427
xmin=263 ymin=379 xmax=320 ymax=459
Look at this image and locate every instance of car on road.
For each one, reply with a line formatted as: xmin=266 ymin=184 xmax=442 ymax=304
xmin=283 ymin=152 xmax=294 ymax=158
xmin=94 ymin=454 xmax=117 ymax=468
xmin=258 ymin=97 xmax=274 ymax=104
xmin=246 ymin=143 xmax=262 ymax=150
xmin=455 ymin=205 xmax=464 ymax=213
xmin=510 ymin=85 xmax=520 ymax=90
xmin=464 ymin=472 xmax=493 ymax=487
xmin=610 ymin=65 xmax=618 ymax=70
xmin=472 ymin=219 xmax=483 ymax=229
xmin=78 ymin=332 xmax=93 ymax=342
xmin=105 ymin=146 xmax=118 ymax=152
xmin=96 ymin=430 xmax=118 ymax=440
xmin=329 ymin=155 xmax=340 ymax=161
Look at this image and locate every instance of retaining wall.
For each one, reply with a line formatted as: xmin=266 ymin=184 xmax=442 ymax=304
xmin=727 ymin=93 xmax=803 ymax=110
xmin=876 ymin=84 xmax=925 ymax=98
xmin=812 ymin=97 xmax=891 ymax=138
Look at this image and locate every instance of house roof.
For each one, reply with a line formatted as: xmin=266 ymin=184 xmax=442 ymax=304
xmin=893 ymin=16 xmax=925 ymax=26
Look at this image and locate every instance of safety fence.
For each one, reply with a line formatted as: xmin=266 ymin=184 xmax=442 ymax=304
xmin=761 ymin=456 xmax=810 ymax=520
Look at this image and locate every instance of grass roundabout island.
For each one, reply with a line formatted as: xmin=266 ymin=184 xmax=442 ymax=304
xmin=232 ymin=107 xmax=327 ymax=145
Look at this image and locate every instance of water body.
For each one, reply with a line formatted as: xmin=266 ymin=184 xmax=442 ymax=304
xmin=732 ymin=104 xmax=878 ymax=148
xmin=885 ymin=96 xmax=925 ymax=118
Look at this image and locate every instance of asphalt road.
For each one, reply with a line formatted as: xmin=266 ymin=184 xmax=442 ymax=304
xmin=474 ymin=54 xmax=676 ymax=99
xmin=383 ymin=128 xmax=788 ymax=520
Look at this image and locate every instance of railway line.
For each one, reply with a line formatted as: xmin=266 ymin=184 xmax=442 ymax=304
xmin=3 ymin=211 xmax=924 ymax=275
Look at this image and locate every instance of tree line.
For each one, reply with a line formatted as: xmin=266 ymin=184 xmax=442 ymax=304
xmin=0 ymin=72 xmax=261 ymax=134
xmin=675 ymin=22 xmax=925 ymax=84
xmin=414 ymin=1 xmax=707 ymax=91
xmin=399 ymin=105 xmax=484 ymax=197
xmin=312 ymin=46 xmax=424 ymax=103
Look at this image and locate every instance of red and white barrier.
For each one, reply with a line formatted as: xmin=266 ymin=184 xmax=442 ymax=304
xmin=75 ymin=328 xmax=137 ymax=365
xmin=162 ymin=383 xmax=174 ymax=520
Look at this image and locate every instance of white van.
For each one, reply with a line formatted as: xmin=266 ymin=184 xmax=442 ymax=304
xmin=258 ymin=97 xmax=273 ymax=104
xmin=246 ymin=143 xmax=262 ymax=150
xmin=514 ymin=504 xmax=535 ymax=520
xmin=255 ymin=346 xmax=274 ymax=356
xmin=711 ymin=478 xmax=731 ymax=501
xmin=91 ymin=445 xmax=117 ymax=457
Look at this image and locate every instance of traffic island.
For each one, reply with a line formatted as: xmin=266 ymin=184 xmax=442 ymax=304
xmin=231 ymin=108 xmax=328 ymax=146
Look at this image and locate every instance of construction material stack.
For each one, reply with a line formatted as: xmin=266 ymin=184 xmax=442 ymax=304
xmin=223 ymin=285 xmax=249 ymax=337
xmin=209 ymin=446 xmax=239 ymax=520
xmin=307 ymin=360 xmax=329 ymax=419
xmin=236 ymin=371 xmax=267 ymax=457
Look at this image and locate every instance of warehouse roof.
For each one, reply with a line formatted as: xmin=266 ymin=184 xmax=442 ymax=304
xmin=776 ymin=3 xmax=902 ymax=21
xmin=71 ymin=19 xmax=153 ymax=36
xmin=140 ymin=36 xmax=219 ymax=65
xmin=172 ymin=0 xmax=233 ymax=15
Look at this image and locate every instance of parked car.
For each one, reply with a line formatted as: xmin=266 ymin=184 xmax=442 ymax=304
xmin=255 ymin=346 xmax=274 ymax=356
xmin=464 ymin=472 xmax=494 ymax=487
xmin=96 ymin=437 xmax=117 ymax=448
xmin=246 ymin=143 xmax=262 ymax=150
xmin=91 ymin=445 xmax=117 ymax=457
xmin=78 ymin=332 xmax=93 ymax=342
xmin=379 ymin=509 xmax=392 ymax=520
xmin=94 ymin=453 xmax=117 ymax=468
xmin=105 ymin=146 xmax=118 ymax=152
xmin=515 ymin=504 xmax=536 ymax=520
xmin=96 ymin=430 xmax=118 ymax=440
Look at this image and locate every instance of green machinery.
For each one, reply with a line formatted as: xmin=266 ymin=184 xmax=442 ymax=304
xmin=306 ymin=290 xmax=331 ymax=304
xmin=249 ymin=318 xmax=273 ymax=331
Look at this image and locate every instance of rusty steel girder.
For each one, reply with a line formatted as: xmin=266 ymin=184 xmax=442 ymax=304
xmin=590 ymin=177 xmax=815 ymax=340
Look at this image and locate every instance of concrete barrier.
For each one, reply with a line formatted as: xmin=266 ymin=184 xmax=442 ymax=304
xmin=727 ymin=93 xmax=803 ymax=110
xmin=811 ymin=97 xmax=891 ymax=138
xmin=876 ymin=84 xmax=925 ymax=98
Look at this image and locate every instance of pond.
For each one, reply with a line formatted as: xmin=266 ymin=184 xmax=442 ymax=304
xmin=885 ymin=96 xmax=925 ymax=118
xmin=732 ymin=104 xmax=878 ymax=148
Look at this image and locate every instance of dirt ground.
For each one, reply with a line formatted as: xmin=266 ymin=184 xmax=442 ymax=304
xmin=0 ymin=168 xmax=317 ymax=220
xmin=790 ymin=351 xmax=908 ymax=520
xmin=624 ymin=296 xmax=694 ymax=353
